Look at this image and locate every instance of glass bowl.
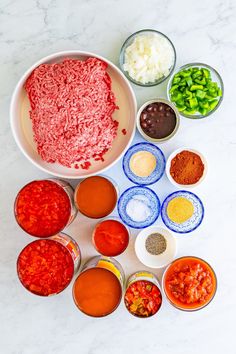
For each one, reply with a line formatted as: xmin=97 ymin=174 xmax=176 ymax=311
xmin=167 ymin=62 xmax=224 ymax=119
xmin=119 ymin=29 xmax=176 ymax=87
xmin=161 ymin=190 xmax=204 ymax=233
xmin=162 ymin=256 xmax=217 ymax=311
xmin=118 ymin=186 xmax=161 ymax=229
xmin=122 ymin=142 xmax=166 ymax=185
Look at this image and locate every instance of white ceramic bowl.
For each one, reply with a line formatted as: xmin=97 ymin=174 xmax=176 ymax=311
xmin=135 ymin=226 xmax=177 ymax=268
xmin=166 ymin=147 xmax=207 ymax=188
xmin=10 ymin=51 xmax=137 ymax=179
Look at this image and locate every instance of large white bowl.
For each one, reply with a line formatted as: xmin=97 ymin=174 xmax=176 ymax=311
xmin=10 ymin=51 xmax=137 ymax=179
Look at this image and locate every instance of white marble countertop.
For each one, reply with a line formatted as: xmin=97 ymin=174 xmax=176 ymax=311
xmin=0 ymin=0 xmax=235 ymax=353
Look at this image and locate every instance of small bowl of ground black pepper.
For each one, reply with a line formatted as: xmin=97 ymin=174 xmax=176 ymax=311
xmin=166 ymin=147 xmax=207 ymax=188
xmin=137 ymin=99 xmax=180 ymax=143
xmin=135 ymin=226 xmax=177 ymax=268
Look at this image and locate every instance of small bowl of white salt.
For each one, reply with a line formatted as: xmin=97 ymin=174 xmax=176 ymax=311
xmin=119 ymin=29 xmax=176 ymax=86
xmin=117 ymin=186 xmax=161 ymax=229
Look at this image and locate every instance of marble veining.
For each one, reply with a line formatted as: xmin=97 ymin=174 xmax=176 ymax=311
xmin=0 ymin=0 xmax=235 ymax=353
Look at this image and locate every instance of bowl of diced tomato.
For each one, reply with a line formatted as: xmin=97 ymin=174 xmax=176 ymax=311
xmin=124 ymin=277 xmax=162 ymax=318
xmin=162 ymin=256 xmax=217 ymax=311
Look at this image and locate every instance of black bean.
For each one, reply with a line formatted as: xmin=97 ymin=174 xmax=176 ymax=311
xmin=141 ymin=122 xmax=147 ymax=128
xmin=146 ymin=105 xmax=153 ymax=112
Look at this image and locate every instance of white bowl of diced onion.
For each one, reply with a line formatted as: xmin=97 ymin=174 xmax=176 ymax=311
xmin=119 ymin=29 xmax=176 ymax=87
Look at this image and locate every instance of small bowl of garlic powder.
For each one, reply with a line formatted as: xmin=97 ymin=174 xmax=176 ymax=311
xmin=122 ymin=142 xmax=166 ymax=185
xmin=119 ymin=29 xmax=176 ymax=86
xmin=135 ymin=226 xmax=177 ymax=268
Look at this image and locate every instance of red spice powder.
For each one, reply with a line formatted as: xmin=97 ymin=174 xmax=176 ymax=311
xmin=170 ymin=150 xmax=204 ymax=185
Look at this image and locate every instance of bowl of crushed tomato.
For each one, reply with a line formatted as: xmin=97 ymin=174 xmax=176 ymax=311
xmin=17 ymin=238 xmax=75 ymax=296
xmin=14 ymin=179 xmax=76 ymax=238
xmin=124 ymin=276 xmax=162 ymax=318
xmin=162 ymin=256 xmax=217 ymax=311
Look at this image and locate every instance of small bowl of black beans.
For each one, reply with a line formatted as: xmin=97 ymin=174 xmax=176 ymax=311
xmin=137 ymin=99 xmax=180 ymax=143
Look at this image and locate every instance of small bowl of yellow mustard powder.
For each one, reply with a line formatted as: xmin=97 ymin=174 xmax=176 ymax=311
xmin=122 ymin=142 xmax=166 ymax=185
xmin=161 ymin=191 xmax=204 ymax=233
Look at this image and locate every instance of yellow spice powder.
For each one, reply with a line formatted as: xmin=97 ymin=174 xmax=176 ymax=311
xmin=167 ymin=197 xmax=194 ymax=224
xmin=129 ymin=151 xmax=156 ymax=177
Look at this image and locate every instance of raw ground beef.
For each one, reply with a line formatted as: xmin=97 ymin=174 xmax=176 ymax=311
xmin=24 ymin=58 xmax=119 ymax=168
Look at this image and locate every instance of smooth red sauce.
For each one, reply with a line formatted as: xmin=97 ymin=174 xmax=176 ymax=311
xmin=73 ymin=268 xmax=122 ymax=317
xmin=164 ymin=257 xmax=217 ymax=310
xmin=93 ymin=220 xmax=129 ymax=256
xmin=75 ymin=176 xmax=117 ymax=219
xmin=17 ymin=239 xmax=74 ymax=296
xmin=15 ymin=180 xmax=71 ymax=237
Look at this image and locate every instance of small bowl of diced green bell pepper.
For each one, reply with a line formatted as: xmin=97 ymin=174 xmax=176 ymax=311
xmin=167 ymin=63 xmax=224 ymax=119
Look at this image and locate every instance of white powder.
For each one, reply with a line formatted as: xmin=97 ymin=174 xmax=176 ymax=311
xmin=123 ymin=34 xmax=174 ymax=84
xmin=126 ymin=194 xmax=151 ymax=222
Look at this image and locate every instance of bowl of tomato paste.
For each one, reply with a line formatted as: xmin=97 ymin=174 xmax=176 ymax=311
xmin=124 ymin=271 xmax=162 ymax=318
xmin=92 ymin=218 xmax=129 ymax=256
xmin=14 ymin=179 xmax=77 ymax=238
xmin=162 ymin=256 xmax=217 ymax=311
xmin=17 ymin=234 xmax=81 ymax=296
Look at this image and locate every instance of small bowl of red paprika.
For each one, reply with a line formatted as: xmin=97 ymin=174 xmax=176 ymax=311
xmin=166 ymin=147 xmax=207 ymax=188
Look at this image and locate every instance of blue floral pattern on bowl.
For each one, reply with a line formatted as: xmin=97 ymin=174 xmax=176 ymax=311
xmin=161 ymin=190 xmax=204 ymax=233
xmin=122 ymin=142 xmax=166 ymax=185
xmin=118 ymin=186 xmax=160 ymax=229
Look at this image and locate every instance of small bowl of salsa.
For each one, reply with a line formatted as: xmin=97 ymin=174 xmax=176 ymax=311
xmin=137 ymin=99 xmax=180 ymax=143
xmin=162 ymin=256 xmax=217 ymax=311
xmin=124 ymin=271 xmax=162 ymax=318
xmin=92 ymin=219 xmax=129 ymax=257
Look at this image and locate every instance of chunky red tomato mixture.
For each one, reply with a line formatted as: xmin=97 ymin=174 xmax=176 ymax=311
xmin=125 ymin=280 xmax=162 ymax=317
xmin=164 ymin=257 xmax=216 ymax=309
xmin=17 ymin=239 xmax=74 ymax=296
xmin=15 ymin=180 xmax=71 ymax=237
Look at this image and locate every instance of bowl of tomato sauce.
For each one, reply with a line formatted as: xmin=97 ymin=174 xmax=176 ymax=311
xmin=162 ymin=256 xmax=217 ymax=311
xmin=73 ymin=256 xmax=124 ymax=317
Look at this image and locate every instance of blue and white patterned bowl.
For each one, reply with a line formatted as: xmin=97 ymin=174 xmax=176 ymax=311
xmin=161 ymin=190 xmax=204 ymax=233
xmin=118 ymin=186 xmax=161 ymax=229
xmin=122 ymin=142 xmax=166 ymax=185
